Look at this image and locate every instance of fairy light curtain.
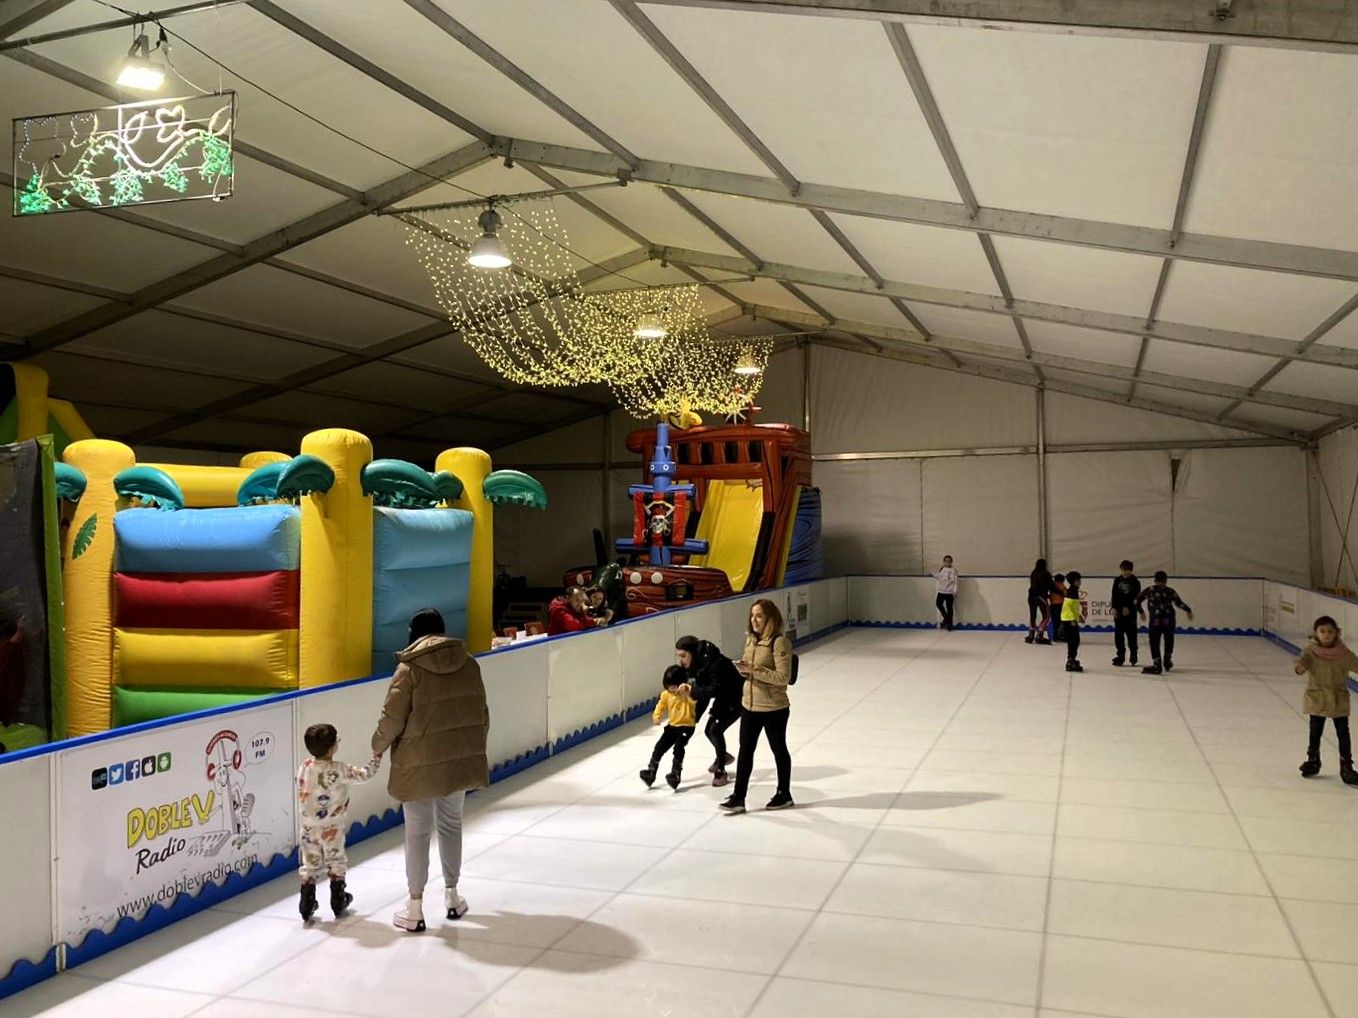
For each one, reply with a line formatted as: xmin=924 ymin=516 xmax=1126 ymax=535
xmin=13 ymin=92 xmax=234 ymax=215
xmin=400 ymin=201 xmax=772 ymax=418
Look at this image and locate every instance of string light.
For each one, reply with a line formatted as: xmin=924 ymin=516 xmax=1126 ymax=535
xmin=401 ymin=199 xmax=773 ymax=417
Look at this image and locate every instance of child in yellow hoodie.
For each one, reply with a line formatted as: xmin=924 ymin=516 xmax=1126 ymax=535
xmin=641 ymin=665 xmax=697 ymax=791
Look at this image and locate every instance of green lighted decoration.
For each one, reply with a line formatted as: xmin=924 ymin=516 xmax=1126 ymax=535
xmin=12 ymin=92 xmax=235 ymax=216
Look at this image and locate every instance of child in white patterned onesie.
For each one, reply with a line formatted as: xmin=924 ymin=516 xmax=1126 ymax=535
xmin=297 ymin=723 xmax=381 ymax=922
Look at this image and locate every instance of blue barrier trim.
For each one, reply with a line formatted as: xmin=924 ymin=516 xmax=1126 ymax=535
xmin=0 ymin=949 xmax=56 ymax=1001
xmin=848 ymin=620 xmax=1261 ymax=636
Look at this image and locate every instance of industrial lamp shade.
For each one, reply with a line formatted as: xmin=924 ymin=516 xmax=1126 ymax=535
xmin=466 ymin=206 xmax=512 ymax=269
xmin=116 ymin=34 xmax=166 ymax=92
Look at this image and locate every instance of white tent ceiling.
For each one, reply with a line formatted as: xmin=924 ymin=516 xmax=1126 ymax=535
xmin=0 ymin=0 xmax=1355 ymax=459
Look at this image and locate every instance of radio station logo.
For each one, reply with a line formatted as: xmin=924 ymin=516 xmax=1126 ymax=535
xmin=91 ymin=751 xmax=172 ymax=791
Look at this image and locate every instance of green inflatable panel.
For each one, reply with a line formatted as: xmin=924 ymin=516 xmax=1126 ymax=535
xmin=483 ymin=469 xmax=548 ymax=509
xmin=113 ymin=465 xmax=184 ymax=511
xmin=54 ymin=462 xmax=87 ymax=502
xmin=113 ymin=686 xmax=270 ymax=727
xmin=362 ymin=458 xmax=442 ymax=508
xmin=276 ymin=454 xmax=335 ymax=499
xmin=431 ymin=469 xmax=464 ymax=504
xmin=237 ymin=461 xmax=287 ymax=504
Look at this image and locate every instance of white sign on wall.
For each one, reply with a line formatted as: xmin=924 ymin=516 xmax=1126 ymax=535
xmin=56 ymin=703 xmax=295 ymax=944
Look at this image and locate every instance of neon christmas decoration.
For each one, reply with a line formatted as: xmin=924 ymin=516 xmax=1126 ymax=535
xmin=13 ymin=92 xmax=235 ymax=216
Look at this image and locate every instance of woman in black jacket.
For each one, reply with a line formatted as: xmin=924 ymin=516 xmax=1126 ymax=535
xmin=1026 ymin=558 xmax=1054 ymax=645
xmin=676 ymin=634 xmax=742 ymax=787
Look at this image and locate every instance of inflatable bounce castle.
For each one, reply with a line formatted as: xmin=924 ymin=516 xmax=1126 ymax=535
xmin=4 ymin=363 xmax=545 ymax=739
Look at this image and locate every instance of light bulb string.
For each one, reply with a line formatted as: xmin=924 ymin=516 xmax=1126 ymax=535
xmin=91 ymin=0 xmax=657 ymax=289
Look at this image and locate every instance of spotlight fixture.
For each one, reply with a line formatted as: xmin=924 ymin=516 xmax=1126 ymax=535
xmin=466 ymin=206 xmax=511 ymax=269
xmin=116 ymin=32 xmax=167 ymax=92
xmin=633 ymin=311 xmax=667 ymax=339
xmin=734 ymin=350 xmax=763 ymax=377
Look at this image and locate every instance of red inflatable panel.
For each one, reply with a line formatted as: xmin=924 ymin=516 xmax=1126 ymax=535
xmin=115 ymin=571 xmax=300 ymax=630
xmin=671 ymin=491 xmax=689 ymax=542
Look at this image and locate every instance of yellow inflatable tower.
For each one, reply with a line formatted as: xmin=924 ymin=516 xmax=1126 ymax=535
xmin=440 ymin=447 xmax=492 ymax=653
xmin=298 ymin=429 xmax=374 ymax=688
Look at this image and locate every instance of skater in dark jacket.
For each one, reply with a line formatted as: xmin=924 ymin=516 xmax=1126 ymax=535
xmin=676 ymin=635 xmax=742 ymax=787
xmin=1137 ymin=572 xmax=1193 ymax=675
xmin=1111 ymin=561 xmax=1142 ymax=667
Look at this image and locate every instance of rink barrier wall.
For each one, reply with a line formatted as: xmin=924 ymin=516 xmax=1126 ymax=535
xmin=0 ymin=577 xmax=848 ymax=1001
xmin=0 ymin=573 xmax=1310 ymax=1001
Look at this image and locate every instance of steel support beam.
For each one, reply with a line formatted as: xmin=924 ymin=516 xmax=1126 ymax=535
xmin=745 ymin=304 xmax=1353 ymax=421
xmin=1226 ymin=291 xmax=1358 ymax=425
xmin=613 ymin=1 xmax=934 ymax=342
xmin=627 ymin=0 xmax=1358 ymax=55
xmin=1133 ymin=44 xmax=1220 ymax=401
xmin=810 ymin=334 xmax=1307 ymax=443
xmin=21 ymin=140 xmax=495 ymax=354
xmin=0 ymin=0 xmax=75 ymax=40
xmin=0 ymin=0 xmax=251 ymax=51
xmin=403 ymin=0 xmax=638 ymax=163
xmin=500 ymin=139 xmax=1358 ymax=280
xmin=5 ymin=48 xmax=365 ymax=201
xmin=119 ymin=248 xmax=647 ymax=444
xmin=248 ymin=0 xmax=491 ymax=143
xmin=662 ymin=247 xmax=1358 ymax=371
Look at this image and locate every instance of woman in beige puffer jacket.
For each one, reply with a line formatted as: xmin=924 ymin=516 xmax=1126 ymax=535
xmin=372 ymin=609 xmax=488 ymax=933
xmin=719 ymin=598 xmax=794 ymax=815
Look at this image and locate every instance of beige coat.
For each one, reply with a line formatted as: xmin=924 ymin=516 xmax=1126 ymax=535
xmin=1299 ymin=641 xmax=1358 ymax=718
xmin=739 ymin=632 xmax=793 ymax=712
xmin=371 ymin=635 xmax=489 ymax=802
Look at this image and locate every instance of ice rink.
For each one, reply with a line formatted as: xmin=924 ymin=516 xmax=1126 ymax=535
xmin=11 ymin=627 xmax=1358 ymax=1018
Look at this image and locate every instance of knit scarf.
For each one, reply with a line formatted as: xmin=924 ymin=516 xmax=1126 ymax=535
xmin=1311 ymin=639 xmax=1350 ymax=662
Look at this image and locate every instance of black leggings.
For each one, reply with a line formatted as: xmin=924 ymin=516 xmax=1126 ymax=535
xmin=1028 ymin=594 xmax=1049 ymax=631
xmin=731 ymin=708 xmax=791 ymax=802
xmin=649 ymin=725 xmax=694 ymax=772
xmin=936 ymin=593 xmax=955 ymax=630
xmin=706 ymin=711 xmax=737 ymax=772
xmin=1149 ymin=627 xmax=1176 ymax=663
xmin=1309 ymin=715 xmax=1353 ymax=762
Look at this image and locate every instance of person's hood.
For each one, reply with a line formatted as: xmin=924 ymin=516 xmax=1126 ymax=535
xmin=397 ymin=634 xmax=469 ymax=672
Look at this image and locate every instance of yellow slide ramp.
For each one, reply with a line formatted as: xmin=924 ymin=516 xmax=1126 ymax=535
xmin=690 ymin=479 xmax=765 ymax=591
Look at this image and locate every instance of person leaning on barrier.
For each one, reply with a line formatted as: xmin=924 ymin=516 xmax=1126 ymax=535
xmin=548 ymin=585 xmax=613 ymax=635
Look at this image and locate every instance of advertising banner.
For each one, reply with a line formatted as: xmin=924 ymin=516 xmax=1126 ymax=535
xmin=56 ymin=702 xmax=294 ymax=944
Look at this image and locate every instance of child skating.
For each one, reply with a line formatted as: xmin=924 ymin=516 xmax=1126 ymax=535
xmin=1111 ymin=560 xmax=1141 ymax=667
xmin=296 ymin=723 xmax=381 ymax=922
xmin=1295 ymin=615 xmax=1358 ymax=784
xmin=1137 ymin=571 xmax=1193 ymax=675
xmin=1061 ymin=571 xmax=1088 ymax=672
xmin=641 ymin=666 xmax=697 ymax=791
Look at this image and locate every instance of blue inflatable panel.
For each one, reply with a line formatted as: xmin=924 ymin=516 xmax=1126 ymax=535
xmin=115 ymin=505 xmax=300 ymax=574
xmin=784 ymin=487 xmax=824 ymax=585
xmin=372 ymin=508 xmax=473 ymax=671
xmin=373 ymin=507 xmax=473 ymax=570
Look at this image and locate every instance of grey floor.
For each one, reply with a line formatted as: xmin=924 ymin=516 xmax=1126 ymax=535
xmin=10 ymin=628 xmax=1357 ymax=1018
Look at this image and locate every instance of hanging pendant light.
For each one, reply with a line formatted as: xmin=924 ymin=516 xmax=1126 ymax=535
xmin=466 ymin=206 xmax=511 ymax=269
xmin=633 ymin=311 xmax=667 ymax=339
xmin=734 ymin=349 xmax=763 ymax=377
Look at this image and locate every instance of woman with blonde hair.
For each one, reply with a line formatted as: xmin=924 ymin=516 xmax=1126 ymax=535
xmin=720 ymin=598 xmax=794 ymax=815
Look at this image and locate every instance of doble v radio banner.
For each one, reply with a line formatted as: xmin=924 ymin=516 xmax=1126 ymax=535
xmin=56 ymin=702 xmax=295 ymax=944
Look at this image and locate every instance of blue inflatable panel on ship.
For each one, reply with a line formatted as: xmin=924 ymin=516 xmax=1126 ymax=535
xmin=114 ymin=505 xmax=301 ymax=574
xmin=783 ymin=487 xmax=824 ymax=585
